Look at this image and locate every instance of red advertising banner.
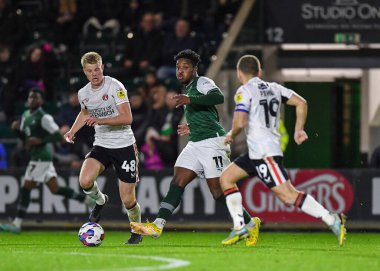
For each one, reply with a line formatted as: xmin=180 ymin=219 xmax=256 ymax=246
xmin=241 ymin=169 xmax=355 ymax=222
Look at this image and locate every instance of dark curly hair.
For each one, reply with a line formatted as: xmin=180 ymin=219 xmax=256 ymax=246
xmin=29 ymin=87 xmax=45 ymax=99
xmin=174 ymin=49 xmax=201 ymax=67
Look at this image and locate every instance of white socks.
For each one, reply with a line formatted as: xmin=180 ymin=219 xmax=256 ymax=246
xmin=13 ymin=217 xmax=22 ymax=228
xmin=127 ymin=202 xmax=141 ymax=223
xmin=300 ymin=194 xmax=335 ymax=226
xmin=245 ymin=219 xmax=255 ymax=229
xmin=83 ymin=182 xmax=106 ymax=205
xmin=225 ymin=192 xmax=245 ymax=230
xmin=153 ymin=218 xmax=166 ymax=229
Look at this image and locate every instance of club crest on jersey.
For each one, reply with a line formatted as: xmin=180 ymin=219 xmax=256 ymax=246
xmin=117 ymin=89 xmax=126 ymax=99
xmin=235 ymin=92 xmax=243 ymax=103
xmin=102 ymin=94 xmax=109 ymax=101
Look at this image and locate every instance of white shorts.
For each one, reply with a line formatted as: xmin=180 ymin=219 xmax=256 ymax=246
xmin=175 ymin=137 xmax=231 ymax=179
xmin=24 ymin=161 xmax=57 ymax=183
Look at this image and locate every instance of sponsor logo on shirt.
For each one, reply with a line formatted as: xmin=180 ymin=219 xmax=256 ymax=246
xmin=89 ymin=105 xmax=115 ymax=118
xmin=258 ymin=83 xmax=269 ymax=90
xmin=117 ymin=89 xmax=126 ymax=99
xmin=235 ymin=92 xmax=243 ymax=103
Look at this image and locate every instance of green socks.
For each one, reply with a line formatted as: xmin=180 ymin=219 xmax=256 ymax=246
xmin=56 ymin=187 xmax=86 ymax=201
xmin=16 ymin=187 xmax=31 ymax=219
xmin=157 ymin=184 xmax=185 ymax=220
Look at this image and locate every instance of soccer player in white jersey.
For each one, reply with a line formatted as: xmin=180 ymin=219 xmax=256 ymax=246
xmin=220 ymin=55 xmax=347 ymax=246
xmin=64 ymin=52 xmax=142 ymax=244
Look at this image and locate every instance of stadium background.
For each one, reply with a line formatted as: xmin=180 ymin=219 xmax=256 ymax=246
xmin=0 ymin=0 xmax=380 ymax=231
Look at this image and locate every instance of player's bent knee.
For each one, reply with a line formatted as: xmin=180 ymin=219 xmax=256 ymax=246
xmin=220 ymin=178 xmax=232 ymax=191
xmin=211 ymin=191 xmax=223 ymax=200
xmin=170 ymin=179 xmax=187 ymax=188
xmin=79 ymin=177 xmax=95 ymax=190
xmin=122 ymin=198 xmax=136 ymax=209
xmin=23 ymin=182 xmax=34 ymax=190
xmin=49 ymin=187 xmax=59 ymax=194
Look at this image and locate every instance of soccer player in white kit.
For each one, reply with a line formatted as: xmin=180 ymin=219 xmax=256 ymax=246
xmin=64 ymin=52 xmax=142 ymax=244
xmin=220 ymin=55 xmax=347 ymax=246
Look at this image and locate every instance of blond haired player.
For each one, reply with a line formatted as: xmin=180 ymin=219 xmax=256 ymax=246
xmin=64 ymin=52 xmax=142 ymax=244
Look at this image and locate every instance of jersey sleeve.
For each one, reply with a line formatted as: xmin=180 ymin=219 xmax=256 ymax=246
xmin=41 ymin=114 xmax=60 ymax=134
xmin=78 ymin=90 xmax=86 ymax=110
xmin=273 ymin=83 xmax=294 ymax=103
xmin=196 ymin=76 xmax=219 ymax=95
xmin=112 ymin=80 xmax=129 ymax=106
xmin=234 ymin=86 xmax=251 ymax=113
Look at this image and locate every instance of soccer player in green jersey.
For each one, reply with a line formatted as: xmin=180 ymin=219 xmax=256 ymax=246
xmin=131 ymin=50 xmax=260 ymax=246
xmin=0 ymin=88 xmax=94 ymax=233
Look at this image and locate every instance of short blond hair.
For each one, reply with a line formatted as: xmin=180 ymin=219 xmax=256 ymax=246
xmin=237 ymin=55 xmax=261 ymax=76
xmin=81 ymin=52 xmax=102 ymax=68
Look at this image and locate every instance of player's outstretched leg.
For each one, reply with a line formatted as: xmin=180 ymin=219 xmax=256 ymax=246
xmin=329 ymin=213 xmax=347 ymax=246
xmin=89 ymin=194 xmax=109 ymax=222
xmin=0 ymin=187 xmax=33 ymax=234
xmin=275 ymin=184 xmax=347 ymax=246
xmin=221 ymin=227 xmax=249 ymax=246
xmin=125 ymin=202 xmax=143 ymax=245
xmin=130 ymin=221 xmax=163 ymax=239
xmin=130 ymin=183 xmax=184 ymax=239
xmin=246 ymin=217 xmax=261 ymax=247
xmin=54 ymin=186 xmax=96 ymax=209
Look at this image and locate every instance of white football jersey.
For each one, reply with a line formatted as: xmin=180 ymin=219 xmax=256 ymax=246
xmin=234 ymin=77 xmax=293 ymax=159
xmin=78 ymin=76 xmax=135 ymax=148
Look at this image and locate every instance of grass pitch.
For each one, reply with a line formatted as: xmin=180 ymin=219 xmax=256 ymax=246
xmin=0 ymin=231 xmax=379 ymax=271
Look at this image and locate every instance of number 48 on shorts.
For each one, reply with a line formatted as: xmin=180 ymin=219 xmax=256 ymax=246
xmin=121 ymin=160 xmax=136 ymax=172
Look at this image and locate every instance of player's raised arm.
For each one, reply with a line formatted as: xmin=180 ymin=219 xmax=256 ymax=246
xmin=187 ymin=89 xmax=224 ymax=106
xmin=11 ymin=119 xmax=25 ymax=140
xmin=286 ymin=92 xmax=308 ymax=145
xmin=225 ymin=111 xmax=248 ymax=144
xmin=189 ymin=77 xmax=224 ymax=106
xmin=64 ymin=108 xmax=89 ymax=143
xmin=173 ymin=88 xmax=224 ymax=108
xmin=29 ymin=114 xmax=63 ymax=146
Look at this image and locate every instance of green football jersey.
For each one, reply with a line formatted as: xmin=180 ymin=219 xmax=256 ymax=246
xmin=185 ymin=76 xmax=226 ymax=142
xmin=20 ymin=107 xmax=60 ymax=161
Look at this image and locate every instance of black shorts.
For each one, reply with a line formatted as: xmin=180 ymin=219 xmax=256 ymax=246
xmin=234 ymin=153 xmax=289 ymax=188
xmin=85 ymin=144 xmax=140 ymax=183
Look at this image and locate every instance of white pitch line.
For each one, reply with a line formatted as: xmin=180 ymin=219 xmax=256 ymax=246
xmin=14 ymin=251 xmax=190 ymax=271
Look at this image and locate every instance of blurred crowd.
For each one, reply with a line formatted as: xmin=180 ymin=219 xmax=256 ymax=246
xmin=0 ymin=0 xmax=241 ymax=171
